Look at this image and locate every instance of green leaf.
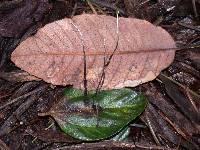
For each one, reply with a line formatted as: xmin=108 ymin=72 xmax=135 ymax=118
xmin=44 ymin=88 xmax=147 ymax=141
xmin=111 ymin=126 xmax=130 ymax=141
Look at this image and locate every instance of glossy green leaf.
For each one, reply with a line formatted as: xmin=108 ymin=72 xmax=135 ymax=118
xmin=42 ymin=88 xmax=147 ymax=141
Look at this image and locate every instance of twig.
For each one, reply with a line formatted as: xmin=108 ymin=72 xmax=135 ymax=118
xmin=157 ymin=110 xmax=189 ymax=140
xmin=92 ymin=3 xmax=107 ymax=15
xmin=90 ymin=0 xmax=125 ymax=15
xmin=54 ymin=141 xmax=176 ymax=150
xmin=45 ymin=122 xmax=54 ymax=130
xmin=86 ymin=0 xmax=97 ymax=14
xmin=138 ymin=0 xmax=151 ymax=6
xmin=31 ymin=137 xmax=38 ymax=143
xmin=178 ymin=22 xmax=200 ymax=32
xmin=0 ymin=85 xmax=47 ymax=110
xmin=184 ymin=88 xmax=199 ymax=113
xmin=145 ymin=115 xmax=161 ymax=145
xmin=71 ymin=2 xmax=77 ymax=17
xmin=0 ymin=83 xmax=21 ymax=99
xmin=159 ymin=73 xmax=200 ymax=99
xmin=0 ymin=88 xmax=45 ymax=136
xmin=157 ymin=110 xmax=198 ymax=148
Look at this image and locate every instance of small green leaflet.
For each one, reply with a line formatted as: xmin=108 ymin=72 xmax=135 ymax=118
xmin=41 ymin=88 xmax=147 ymax=141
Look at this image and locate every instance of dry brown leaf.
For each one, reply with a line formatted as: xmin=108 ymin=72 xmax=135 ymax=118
xmin=11 ymin=14 xmax=176 ymax=90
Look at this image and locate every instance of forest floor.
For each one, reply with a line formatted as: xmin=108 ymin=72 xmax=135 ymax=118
xmin=0 ymin=0 xmax=200 ymax=150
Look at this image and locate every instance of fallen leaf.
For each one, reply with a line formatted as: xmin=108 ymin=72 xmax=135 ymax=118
xmin=11 ymin=14 xmax=176 ymax=90
xmin=39 ymin=88 xmax=147 ymax=141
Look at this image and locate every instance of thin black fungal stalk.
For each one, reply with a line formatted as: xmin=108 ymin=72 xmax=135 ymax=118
xmin=94 ymin=10 xmax=120 ymax=127
xmin=71 ymin=22 xmax=88 ymax=97
xmin=104 ymin=9 xmax=120 ymax=67
xmin=95 ymin=10 xmax=120 ymax=94
xmin=95 ymin=38 xmax=107 ymax=94
xmin=93 ymin=38 xmax=106 ymax=125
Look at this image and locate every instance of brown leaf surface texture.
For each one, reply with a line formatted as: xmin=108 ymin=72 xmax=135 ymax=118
xmin=11 ymin=14 xmax=176 ymax=90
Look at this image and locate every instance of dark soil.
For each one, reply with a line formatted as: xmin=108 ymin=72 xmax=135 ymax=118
xmin=0 ymin=0 xmax=200 ymax=150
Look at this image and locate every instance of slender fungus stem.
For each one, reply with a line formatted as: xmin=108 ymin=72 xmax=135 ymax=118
xmin=71 ymin=22 xmax=88 ymax=97
xmin=93 ymin=10 xmax=120 ymax=126
xmin=83 ymin=46 xmax=88 ymax=97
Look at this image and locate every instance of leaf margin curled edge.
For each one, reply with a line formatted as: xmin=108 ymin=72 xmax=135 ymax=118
xmin=42 ymin=88 xmax=148 ymax=141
